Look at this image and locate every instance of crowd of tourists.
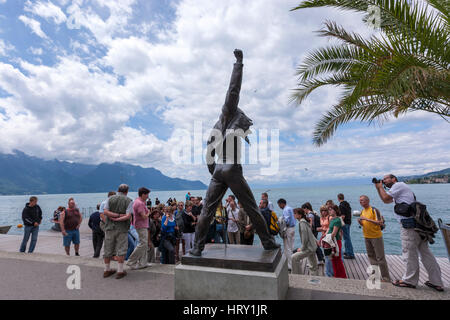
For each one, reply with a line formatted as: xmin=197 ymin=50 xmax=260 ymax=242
xmin=18 ymin=174 xmax=444 ymax=291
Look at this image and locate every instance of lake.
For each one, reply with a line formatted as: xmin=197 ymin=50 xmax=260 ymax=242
xmin=1 ymin=183 xmax=449 ymax=257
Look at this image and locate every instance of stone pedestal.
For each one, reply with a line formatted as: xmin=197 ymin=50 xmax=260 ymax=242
xmin=174 ymin=244 xmax=288 ymax=300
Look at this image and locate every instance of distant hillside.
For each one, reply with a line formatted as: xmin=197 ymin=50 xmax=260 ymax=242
xmin=400 ymin=168 xmax=450 ymax=184
xmin=0 ymin=151 xmax=207 ymax=195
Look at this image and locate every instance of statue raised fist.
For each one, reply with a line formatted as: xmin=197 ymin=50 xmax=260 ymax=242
xmin=234 ymin=49 xmax=243 ymax=63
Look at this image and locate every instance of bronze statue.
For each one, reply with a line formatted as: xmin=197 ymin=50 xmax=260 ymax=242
xmin=189 ymin=49 xmax=280 ymax=256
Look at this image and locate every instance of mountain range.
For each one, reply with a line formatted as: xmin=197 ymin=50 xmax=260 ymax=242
xmin=0 ymin=150 xmax=447 ymax=195
xmin=399 ymin=168 xmax=450 ymax=180
xmin=0 ymin=150 xmax=207 ymax=195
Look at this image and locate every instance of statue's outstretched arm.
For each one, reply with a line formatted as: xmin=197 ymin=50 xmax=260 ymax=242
xmin=221 ymin=49 xmax=243 ymax=117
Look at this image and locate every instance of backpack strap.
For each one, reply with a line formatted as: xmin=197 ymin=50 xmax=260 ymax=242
xmin=372 ymin=207 xmax=385 ymax=227
xmin=372 ymin=207 xmax=380 ymax=221
xmin=229 ymin=208 xmax=239 ymax=228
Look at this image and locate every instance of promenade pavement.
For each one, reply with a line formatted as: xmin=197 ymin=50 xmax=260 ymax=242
xmin=0 ymin=254 xmax=173 ymax=300
xmin=1 ymin=250 xmax=449 ymax=300
xmin=0 ymin=220 xmax=449 ymax=300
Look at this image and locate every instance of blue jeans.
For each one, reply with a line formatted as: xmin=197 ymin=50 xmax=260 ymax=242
xmin=126 ymin=225 xmax=139 ymax=260
xmin=129 ymin=225 xmax=139 ymax=242
xmin=160 ymin=239 xmax=175 ymax=264
xmin=214 ymin=224 xmax=226 ymax=243
xmin=324 ymin=255 xmax=334 ymax=277
xmin=20 ymin=225 xmax=39 ymax=253
xmin=126 ymin=233 xmax=136 ymax=260
xmin=342 ymin=224 xmax=355 ymax=257
xmin=159 ymin=233 xmax=176 ymax=264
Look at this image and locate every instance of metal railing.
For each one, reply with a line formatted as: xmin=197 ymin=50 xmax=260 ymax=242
xmin=2 ymin=207 xmax=97 ymax=221
xmin=80 ymin=207 xmax=96 ymax=218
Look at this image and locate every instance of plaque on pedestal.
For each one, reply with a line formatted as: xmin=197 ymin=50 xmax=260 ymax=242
xmin=175 ymin=244 xmax=288 ymax=300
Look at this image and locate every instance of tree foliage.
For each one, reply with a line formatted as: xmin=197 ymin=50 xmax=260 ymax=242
xmin=291 ymin=0 xmax=450 ymax=146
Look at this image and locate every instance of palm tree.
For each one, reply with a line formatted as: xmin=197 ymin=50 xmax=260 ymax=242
xmin=290 ymin=0 xmax=449 ymax=146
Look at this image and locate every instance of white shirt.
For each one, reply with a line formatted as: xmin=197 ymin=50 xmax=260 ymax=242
xmin=227 ymin=207 xmax=239 ymax=233
xmin=268 ymin=201 xmax=274 ymax=211
xmin=386 ymin=182 xmax=415 ymax=222
xmin=99 ymin=199 xmax=108 ymax=213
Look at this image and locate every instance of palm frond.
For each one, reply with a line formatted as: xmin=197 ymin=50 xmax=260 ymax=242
xmin=295 ymin=44 xmax=372 ymax=81
xmin=290 ymin=73 xmax=355 ymax=105
xmin=291 ymin=0 xmax=450 ymax=146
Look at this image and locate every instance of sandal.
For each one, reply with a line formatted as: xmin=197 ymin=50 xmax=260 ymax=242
xmin=425 ymin=281 xmax=444 ymax=292
xmin=392 ymin=280 xmax=416 ymax=289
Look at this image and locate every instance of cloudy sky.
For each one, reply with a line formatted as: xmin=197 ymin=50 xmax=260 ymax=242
xmin=0 ymin=0 xmax=448 ymax=187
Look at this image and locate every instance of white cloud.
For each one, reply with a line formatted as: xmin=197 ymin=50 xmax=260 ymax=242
xmin=55 ymin=0 xmax=69 ymax=6
xmin=0 ymin=57 xmax=142 ymax=161
xmin=0 ymin=39 xmax=14 ymax=56
xmin=102 ymin=0 xmax=372 ymax=136
xmin=18 ymin=15 xmax=49 ymax=39
xmin=70 ymin=39 xmax=90 ymax=54
xmin=65 ymin=0 xmax=136 ymax=44
xmin=24 ymin=0 xmax=67 ymax=24
xmin=29 ymin=47 xmax=43 ymax=55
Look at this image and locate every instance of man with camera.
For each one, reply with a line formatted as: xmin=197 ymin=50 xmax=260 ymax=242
xmin=374 ymin=174 xmax=444 ymax=291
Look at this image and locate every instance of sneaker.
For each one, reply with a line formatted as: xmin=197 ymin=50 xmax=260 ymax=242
xmin=75 ymin=252 xmax=80 ymax=256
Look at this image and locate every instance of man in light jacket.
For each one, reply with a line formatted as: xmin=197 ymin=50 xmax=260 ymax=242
xmin=291 ymin=208 xmax=319 ymax=276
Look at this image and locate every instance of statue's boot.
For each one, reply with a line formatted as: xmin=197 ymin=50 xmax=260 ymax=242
xmin=189 ymin=247 xmax=202 ymax=256
xmin=262 ymin=237 xmax=280 ymax=250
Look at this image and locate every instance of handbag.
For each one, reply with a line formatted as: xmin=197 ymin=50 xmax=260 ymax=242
xmin=394 ymin=193 xmax=417 ymax=217
xmin=394 ymin=203 xmax=413 ymax=217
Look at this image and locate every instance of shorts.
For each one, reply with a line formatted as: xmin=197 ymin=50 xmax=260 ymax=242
xmin=103 ymin=229 xmax=128 ymax=258
xmin=63 ymin=229 xmax=80 ymax=247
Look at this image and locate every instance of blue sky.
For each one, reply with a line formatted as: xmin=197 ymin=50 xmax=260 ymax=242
xmin=0 ymin=0 xmax=448 ymax=187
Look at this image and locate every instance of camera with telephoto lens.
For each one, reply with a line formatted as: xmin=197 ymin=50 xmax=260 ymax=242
xmin=372 ymin=177 xmax=381 ymax=184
